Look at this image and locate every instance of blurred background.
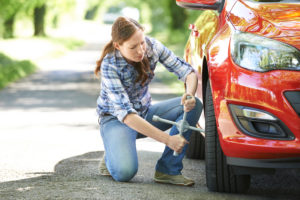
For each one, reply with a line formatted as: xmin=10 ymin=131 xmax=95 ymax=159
xmin=0 ymin=0 xmax=202 ymax=183
xmin=0 ymin=0 xmax=201 ymax=89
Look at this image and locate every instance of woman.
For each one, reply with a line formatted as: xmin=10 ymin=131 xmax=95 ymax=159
xmin=95 ymin=17 xmax=202 ymax=186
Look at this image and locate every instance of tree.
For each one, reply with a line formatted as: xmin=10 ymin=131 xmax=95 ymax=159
xmin=33 ymin=3 xmax=46 ymax=36
xmin=0 ymin=0 xmax=78 ymax=38
xmin=0 ymin=0 xmax=24 ymax=38
xmin=84 ymin=0 xmax=104 ymax=20
xmin=168 ymin=0 xmax=187 ymax=30
xmin=23 ymin=0 xmax=47 ymax=36
xmin=0 ymin=0 xmax=46 ymax=38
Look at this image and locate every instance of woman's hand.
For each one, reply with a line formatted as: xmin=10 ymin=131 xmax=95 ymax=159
xmin=181 ymin=93 xmax=196 ymax=112
xmin=167 ymin=135 xmax=189 ymax=153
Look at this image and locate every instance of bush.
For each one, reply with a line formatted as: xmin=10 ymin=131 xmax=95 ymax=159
xmin=0 ymin=53 xmax=37 ymax=89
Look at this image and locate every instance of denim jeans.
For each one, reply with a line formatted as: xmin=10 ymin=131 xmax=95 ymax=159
xmin=99 ymin=97 xmax=202 ymax=182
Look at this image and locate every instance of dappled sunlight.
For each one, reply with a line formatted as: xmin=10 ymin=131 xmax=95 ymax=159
xmin=0 ymin=21 xmax=108 ymax=184
xmin=0 ymin=20 xmax=174 ymax=187
xmin=0 ymin=21 xmax=111 ymax=70
xmin=0 ymin=38 xmax=67 ymax=62
xmin=0 ymin=71 xmax=99 ymax=110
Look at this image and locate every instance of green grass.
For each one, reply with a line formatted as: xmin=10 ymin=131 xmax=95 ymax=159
xmin=0 ymin=36 xmax=84 ymax=89
xmin=0 ymin=53 xmax=37 ymax=89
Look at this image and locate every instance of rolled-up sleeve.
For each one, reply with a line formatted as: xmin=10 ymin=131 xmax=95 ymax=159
xmin=154 ymin=39 xmax=194 ymax=82
xmin=101 ymin=61 xmax=137 ymax=122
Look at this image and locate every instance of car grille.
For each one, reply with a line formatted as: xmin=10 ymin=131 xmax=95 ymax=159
xmin=284 ymin=91 xmax=300 ymax=117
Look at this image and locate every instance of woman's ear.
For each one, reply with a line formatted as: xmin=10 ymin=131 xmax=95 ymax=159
xmin=114 ymin=42 xmax=120 ymax=50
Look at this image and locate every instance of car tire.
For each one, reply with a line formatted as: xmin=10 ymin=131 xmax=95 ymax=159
xmin=186 ymin=130 xmax=205 ymax=159
xmin=205 ymin=80 xmax=250 ymax=193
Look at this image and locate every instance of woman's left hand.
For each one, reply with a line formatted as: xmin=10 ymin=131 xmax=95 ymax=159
xmin=181 ymin=93 xmax=196 ymax=112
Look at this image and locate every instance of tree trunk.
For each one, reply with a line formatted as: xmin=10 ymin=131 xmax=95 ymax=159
xmin=34 ymin=4 xmax=46 ymax=36
xmin=169 ymin=0 xmax=187 ymax=30
xmin=3 ymin=14 xmax=16 ymax=38
xmin=84 ymin=5 xmax=99 ymax=20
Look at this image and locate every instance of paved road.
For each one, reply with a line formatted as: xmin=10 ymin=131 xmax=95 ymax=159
xmin=0 ymin=23 xmax=300 ymax=200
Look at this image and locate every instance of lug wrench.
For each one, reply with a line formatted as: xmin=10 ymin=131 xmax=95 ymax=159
xmin=152 ymin=96 xmax=204 ymax=156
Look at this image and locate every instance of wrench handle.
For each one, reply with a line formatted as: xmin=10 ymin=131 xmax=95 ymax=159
xmin=173 ymin=95 xmax=192 ymax=156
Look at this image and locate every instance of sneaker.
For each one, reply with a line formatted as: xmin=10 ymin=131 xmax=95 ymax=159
xmin=99 ymin=153 xmax=111 ymax=176
xmin=154 ymin=171 xmax=195 ymax=186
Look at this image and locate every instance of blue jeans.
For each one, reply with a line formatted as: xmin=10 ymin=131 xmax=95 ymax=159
xmin=99 ymin=97 xmax=202 ymax=182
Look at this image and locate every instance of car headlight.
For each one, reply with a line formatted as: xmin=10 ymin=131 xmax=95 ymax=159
xmin=231 ymin=31 xmax=300 ymax=72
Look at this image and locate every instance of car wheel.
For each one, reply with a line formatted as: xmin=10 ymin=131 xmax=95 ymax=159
xmin=205 ymin=80 xmax=250 ymax=193
xmin=186 ymin=130 xmax=205 ymax=159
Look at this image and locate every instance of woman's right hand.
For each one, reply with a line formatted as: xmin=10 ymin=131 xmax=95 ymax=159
xmin=167 ymin=135 xmax=189 ymax=154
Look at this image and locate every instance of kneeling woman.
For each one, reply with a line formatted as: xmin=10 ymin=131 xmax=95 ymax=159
xmin=95 ymin=17 xmax=202 ymax=186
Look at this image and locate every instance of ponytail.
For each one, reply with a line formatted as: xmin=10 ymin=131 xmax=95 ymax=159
xmin=94 ymin=40 xmax=114 ymax=76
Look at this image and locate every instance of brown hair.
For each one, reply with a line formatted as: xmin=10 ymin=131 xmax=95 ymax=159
xmin=95 ymin=17 xmax=152 ymax=86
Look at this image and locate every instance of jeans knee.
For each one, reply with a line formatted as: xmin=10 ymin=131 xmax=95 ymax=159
xmin=195 ymin=97 xmax=203 ymax=111
xmin=190 ymin=97 xmax=202 ymax=116
xmin=111 ymin=163 xmax=138 ymax=182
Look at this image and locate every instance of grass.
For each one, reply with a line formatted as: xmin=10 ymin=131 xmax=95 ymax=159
xmin=0 ymin=53 xmax=37 ymax=89
xmin=0 ymin=36 xmax=84 ymax=89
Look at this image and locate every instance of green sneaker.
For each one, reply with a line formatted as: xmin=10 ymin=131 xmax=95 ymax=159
xmin=99 ymin=153 xmax=111 ymax=176
xmin=154 ymin=171 xmax=195 ymax=186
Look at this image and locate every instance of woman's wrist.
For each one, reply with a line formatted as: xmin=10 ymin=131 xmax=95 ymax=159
xmin=185 ymin=72 xmax=198 ymax=96
xmin=163 ymin=134 xmax=171 ymax=146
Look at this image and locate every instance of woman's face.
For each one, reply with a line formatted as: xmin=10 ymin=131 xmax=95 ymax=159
xmin=115 ymin=29 xmax=146 ymax=63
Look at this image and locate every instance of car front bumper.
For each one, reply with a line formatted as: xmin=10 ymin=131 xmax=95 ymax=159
xmin=211 ymin=59 xmax=300 ymax=160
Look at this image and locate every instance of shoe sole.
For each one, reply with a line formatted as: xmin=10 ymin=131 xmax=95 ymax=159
xmin=100 ymin=169 xmax=111 ymax=176
xmin=154 ymin=178 xmax=195 ymax=186
xmin=100 ymin=172 xmax=111 ymax=176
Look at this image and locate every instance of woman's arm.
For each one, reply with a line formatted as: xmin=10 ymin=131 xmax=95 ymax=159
xmin=182 ymin=72 xmax=198 ymax=112
xmin=185 ymin=72 xmax=198 ymax=96
xmin=123 ymin=113 xmax=188 ymax=153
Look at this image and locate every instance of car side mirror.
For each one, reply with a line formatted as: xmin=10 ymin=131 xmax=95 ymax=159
xmin=176 ymin=0 xmax=223 ymax=11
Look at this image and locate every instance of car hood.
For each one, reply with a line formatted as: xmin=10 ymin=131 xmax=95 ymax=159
xmin=229 ymin=1 xmax=300 ymax=38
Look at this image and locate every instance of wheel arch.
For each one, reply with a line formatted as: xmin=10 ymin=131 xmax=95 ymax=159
xmin=202 ymin=56 xmax=209 ymax=114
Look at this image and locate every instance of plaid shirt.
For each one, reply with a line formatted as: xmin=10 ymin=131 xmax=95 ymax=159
xmin=97 ymin=36 xmax=193 ymax=122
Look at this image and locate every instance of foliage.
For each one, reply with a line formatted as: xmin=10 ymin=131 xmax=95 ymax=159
xmin=84 ymin=0 xmax=104 ymax=20
xmin=0 ymin=0 xmax=45 ymax=38
xmin=0 ymin=0 xmax=45 ymax=20
xmin=46 ymin=0 xmax=76 ymax=27
xmin=0 ymin=0 xmax=202 ymax=91
xmin=0 ymin=53 xmax=37 ymax=89
xmin=0 ymin=0 xmax=77 ymax=38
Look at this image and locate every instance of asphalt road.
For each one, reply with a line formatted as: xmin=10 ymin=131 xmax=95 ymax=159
xmin=0 ymin=23 xmax=300 ymax=200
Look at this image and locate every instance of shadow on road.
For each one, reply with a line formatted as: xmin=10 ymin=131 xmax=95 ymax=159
xmin=0 ymin=150 xmax=299 ymax=199
xmin=249 ymin=169 xmax=300 ymax=198
xmin=0 ymin=151 xmax=206 ymax=200
xmin=0 ymin=70 xmax=99 ymax=111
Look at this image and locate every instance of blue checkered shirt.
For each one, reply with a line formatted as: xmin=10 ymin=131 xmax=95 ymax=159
xmin=96 ymin=36 xmax=193 ymax=122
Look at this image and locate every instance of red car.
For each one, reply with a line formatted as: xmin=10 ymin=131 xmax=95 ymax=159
xmin=177 ymin=0 xmax=300 ymax=193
